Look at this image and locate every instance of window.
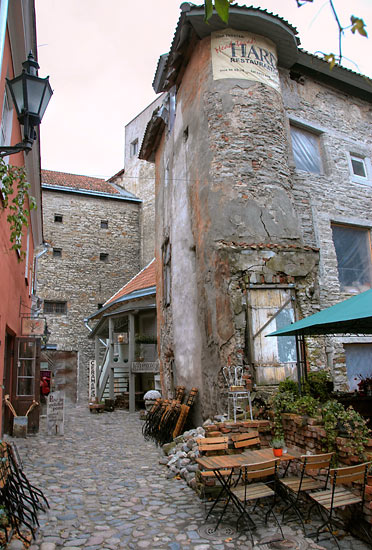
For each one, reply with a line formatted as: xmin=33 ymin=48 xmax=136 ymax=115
xmin=332 ymin=224 xmax=372 ymax=292
xmin=100 ymin=253 xmax=109 ymax=262
xmin=350 ymin=155 xmax=367 ymax=178
xmin=130 ymin=139 xmax=138 ymax=157
xmin=0 ymin=89 xmax=13 ymax=147
xmin=163 ymin=239 xmax=171 ymax=306
xmin=54 ymin=214 xmax=63 ymax=223
xmin=17 ymin=340 xmax=36 ymax=396
xmin=290 ymin=125 xmax=323 ymax=174
xmin=347 ymin=153 xmax=371 ymax=185
xmin=53 ymin=248 xmax=62 ymax=258
xmin=44 ymin=301 xmax=67 ymax=314
xmin=100 ymin=220 xmax=108 ymax=229
xmin=345 ymin=344 xmax=372 ymax=391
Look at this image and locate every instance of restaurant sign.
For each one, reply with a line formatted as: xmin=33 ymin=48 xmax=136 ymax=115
xmin=211 ymin=29 xmax=280 ymax=92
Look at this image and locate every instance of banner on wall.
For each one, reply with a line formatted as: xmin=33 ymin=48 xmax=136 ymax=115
xmin=211 ymin=28 xmax=280 ymax=92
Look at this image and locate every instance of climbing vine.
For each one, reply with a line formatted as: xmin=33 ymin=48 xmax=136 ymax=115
xmin=0 ymin=158 xmax=36 ymax=260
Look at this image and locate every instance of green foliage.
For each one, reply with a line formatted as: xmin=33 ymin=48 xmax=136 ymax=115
xmin=278 ymin=378 xmax=299 ymax=396
xmin=293 ymin=395 xmax=319 ymax=417
xmin=321 ymin=400 xmax=369 ymax=460
xmin=0 ymin=158 xmax=36 ymax=260
xmin=204 ymin=0 xmax=230 ymax=23
xmin=351 ymin=16 xmax=368 ymax=37
xmin=271 ymin=390 xmax=297 ymax=438
xmin=271 ymin=438 xmax=285 ymax=449
xmin=303 ymin=370 xmax=333 ymax=402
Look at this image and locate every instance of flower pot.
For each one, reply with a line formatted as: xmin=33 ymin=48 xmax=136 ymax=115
xmin=273 ymin=448 xmax=283 ymax=457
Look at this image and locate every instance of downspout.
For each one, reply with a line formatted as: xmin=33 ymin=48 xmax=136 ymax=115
xmin=84 ymin=319 xmax=107 ymax=349
xmin=32 ymin=242 xmax=50 ymax=295
xmin=0 ymin=0 xmax=9 ymax=78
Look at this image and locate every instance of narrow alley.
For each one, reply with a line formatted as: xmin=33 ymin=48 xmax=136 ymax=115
xmin=6 ymin=407 xmax=369 ymax=550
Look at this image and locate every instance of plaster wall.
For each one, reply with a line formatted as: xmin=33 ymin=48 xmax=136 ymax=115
xmin=118 ymin=95 xmax=165 ymax=268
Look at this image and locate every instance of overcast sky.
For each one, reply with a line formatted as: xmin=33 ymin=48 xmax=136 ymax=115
xmin=35 ymin=0 xmax=371 ymax=180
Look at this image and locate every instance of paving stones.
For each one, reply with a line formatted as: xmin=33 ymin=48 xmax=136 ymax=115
xmin=5 ymin=406 xmax=371 ymax=550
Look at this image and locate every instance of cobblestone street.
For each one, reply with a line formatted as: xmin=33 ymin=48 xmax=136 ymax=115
xmin=6 ymin=407 xmax=371 ymax=550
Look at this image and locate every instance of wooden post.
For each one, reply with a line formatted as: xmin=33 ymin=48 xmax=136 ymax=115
xmin=128 ymin=313 xmax=135 ymax=413
xmin=95 ymin=336 xmax=100 ymax=398
xmin=109 ymin=318 xmax=115 ymax=400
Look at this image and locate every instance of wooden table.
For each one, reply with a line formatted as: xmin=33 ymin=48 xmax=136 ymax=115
xmin=196 ymin=447 xmax=302 ymax=530
xmin=196 ymin=447 xmax=301 ymax=472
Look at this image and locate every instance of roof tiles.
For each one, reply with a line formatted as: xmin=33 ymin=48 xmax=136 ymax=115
xmin=104 ymin=259 xmax=156 ymax=306
xmin=41 ymin=169 xmax=120 ymax=195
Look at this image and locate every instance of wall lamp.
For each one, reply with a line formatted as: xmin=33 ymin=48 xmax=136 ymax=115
xmin=0 ymin=51 xmax=52 ymax=157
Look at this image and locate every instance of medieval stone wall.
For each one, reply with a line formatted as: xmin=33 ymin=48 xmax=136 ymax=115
xmin=280 ymin=69 xmax=372 ymax=387
xmin=37 ymin=189 xmax=141 ymax=402
xmin=155 ymin=31 xmax=372 ymax=423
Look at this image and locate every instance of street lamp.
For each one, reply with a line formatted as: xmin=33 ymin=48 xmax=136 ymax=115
xmin=0 ymin=51 xmax=53 ymax=157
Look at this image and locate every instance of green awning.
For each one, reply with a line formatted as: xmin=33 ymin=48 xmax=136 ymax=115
xmin=267 ymin=289 xmax=372 ymax=337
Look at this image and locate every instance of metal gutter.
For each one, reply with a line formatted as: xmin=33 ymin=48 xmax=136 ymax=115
xmin=88 ymin=303 xmax=156 ymax=339
xmin=87 ymin=286 xmax=157 ymax=322
xmin=41 ymin=184 xmax=142 ymax=202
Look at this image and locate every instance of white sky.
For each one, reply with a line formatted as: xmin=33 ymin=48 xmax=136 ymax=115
xmin=35 ymin=0 xmax=372 ymax=180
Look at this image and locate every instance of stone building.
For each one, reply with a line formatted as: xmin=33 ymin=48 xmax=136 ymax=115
xmin=108 ymin=95 xmax=164 ymax=269
xmin=37 ymin=170 xmax=141 ymax=402
xmin=139 ymin=4 xmax=372 ymax=423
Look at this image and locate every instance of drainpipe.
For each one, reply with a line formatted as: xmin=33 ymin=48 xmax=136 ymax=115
xmin=32 ymin=242 xmax=50 ymax=295
xmin=84 ymin=319 xmax=107 ymax=349
xmin=0 ymin=0 xmax=9 ymax=79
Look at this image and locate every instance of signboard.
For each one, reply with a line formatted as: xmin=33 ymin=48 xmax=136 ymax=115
xmin=21 ymin=317 xmax=45 ymax=336
xmin=131 ymin=361 xmax=160 ymax=373
xmin=211 ymin=29 xmax=280 ymax=92
xmin=88 ymin=359 xmax=96 ymax=400
xmin=47 ymin=391 xmax=65 ymax=435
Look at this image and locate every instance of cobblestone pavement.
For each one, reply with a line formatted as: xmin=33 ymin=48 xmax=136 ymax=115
xmin=5 ymin=406 xmax=371 ymax=550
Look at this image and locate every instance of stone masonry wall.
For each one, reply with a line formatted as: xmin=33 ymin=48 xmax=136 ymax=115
xmin=280 ymin=69 xmax=372 ymax=388
xmin=37 ymin=190 xmax=141 ymax=402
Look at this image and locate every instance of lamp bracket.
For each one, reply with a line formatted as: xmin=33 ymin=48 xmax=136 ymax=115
xmin=0 ymin=139 xmax=33 ymax=157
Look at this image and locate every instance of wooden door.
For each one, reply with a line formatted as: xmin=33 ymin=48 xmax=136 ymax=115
xmin=250 ymin=288 xmax=297 ymax=385
xmin=12 ymin=338 xmax=40 ymax=433
xmin=3 ymin=331 xmax=15 ymax=434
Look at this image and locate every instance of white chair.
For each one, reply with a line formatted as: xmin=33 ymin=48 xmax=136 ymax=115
xmin=222 ymin=366 xmax=253 ymax=422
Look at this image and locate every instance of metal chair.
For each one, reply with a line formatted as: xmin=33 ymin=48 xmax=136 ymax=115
xmin=307 ymin=461 xmax=371 ymax=549
xmin=222 ymin=366 xmax=253 ymax=422
xmin=230 ymin=458 xmax=283 ymax=545
xmin=279 ymin=452 xmax=334 ymax=532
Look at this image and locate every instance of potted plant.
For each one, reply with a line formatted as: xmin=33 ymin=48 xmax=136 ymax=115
xmin=271 ymin=438 xmax=285 ymax=457
xmin=356 ymin=374 xmax=372 ymax=396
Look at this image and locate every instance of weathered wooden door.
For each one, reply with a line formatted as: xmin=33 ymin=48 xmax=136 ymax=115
xmin=11 ymin=338 xmax=40 ymax=433
xmin=250 ymin=288 xmax=297 ymax=385
xmin=3 ymin=331 xmax=15 ymax=434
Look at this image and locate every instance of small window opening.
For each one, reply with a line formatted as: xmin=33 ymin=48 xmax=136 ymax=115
xmin=100 ymin=253 xmax=109 ymax=262
xmin=100 ymin=220 xmax=108 ymax=229
xmin=130 ymin=139 xmax=138 ymax=157
xmin=53 ymin=248 xmax=62 ymax=258
xmin=54 ymin=214 xmax=63 ymax=223
xmin=44 ymin=301 xmax=67 ymax=314
xmin=350 ymin=155 xmax=367 ymax=178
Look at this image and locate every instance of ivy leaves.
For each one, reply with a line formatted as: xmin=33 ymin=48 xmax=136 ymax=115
xmin=350 ymin=16 xmax=368 ymax=37
xmin=204 ymin=0 xmax=231 ymax=24
xmin=0 ymin=158 xmax=36 ymax=260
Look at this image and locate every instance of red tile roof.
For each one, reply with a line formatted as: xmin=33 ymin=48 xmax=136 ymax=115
xmin=41 ymin=169 xmax=120 ymax=195
xmin=104 ymin=259 xmax=156 ymax=306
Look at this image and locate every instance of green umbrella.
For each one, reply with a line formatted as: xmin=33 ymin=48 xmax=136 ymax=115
xmin=267 ymin=289 xmax=372 ymax=337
